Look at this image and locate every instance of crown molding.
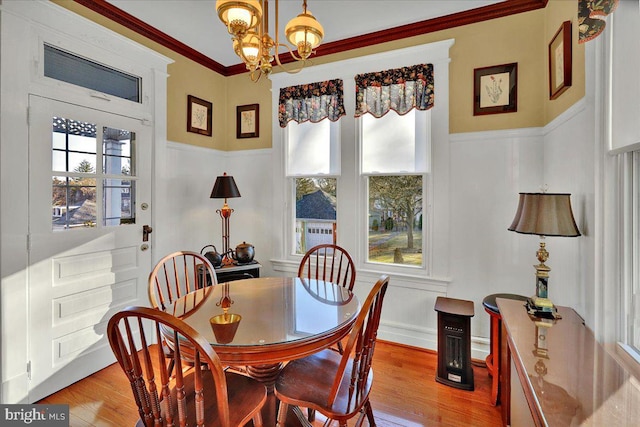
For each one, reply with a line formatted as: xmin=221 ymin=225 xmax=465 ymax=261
xmin=74 ymin=0 xmax=547 ymax=77
xmin=74 ymin=0 xmax=228 ymax=75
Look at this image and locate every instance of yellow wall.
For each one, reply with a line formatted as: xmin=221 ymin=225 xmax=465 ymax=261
xmin=224 ymin=73 xmax=272 ymax=151
xmin=544 ymin=0 xmax=585 ymax=123
xmin=54 ymin=0 xmax=583 ymax=150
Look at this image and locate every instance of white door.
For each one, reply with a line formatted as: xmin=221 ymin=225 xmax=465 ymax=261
xmin=27 ymin=95 xmax=153 ymax=401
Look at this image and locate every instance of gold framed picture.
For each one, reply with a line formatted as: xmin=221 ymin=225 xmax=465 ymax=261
xmin=187 ymin=95 xmax=212 ymax=136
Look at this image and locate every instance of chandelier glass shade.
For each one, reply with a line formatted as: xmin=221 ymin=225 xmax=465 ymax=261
xmin=216 ymin=0 xmax=324 ymax=81
xmin=216 ymin=0 xmax=262 ymax=35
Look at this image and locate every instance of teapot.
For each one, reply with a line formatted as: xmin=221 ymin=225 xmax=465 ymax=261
xmin=233 ymin=242 xmax=255 ymax=264
xmin=201 ymin=244 xmax=223 ymax=268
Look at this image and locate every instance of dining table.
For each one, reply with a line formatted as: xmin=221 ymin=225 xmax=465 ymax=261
xmin=166 ymin=276 xmax=360 ymax=426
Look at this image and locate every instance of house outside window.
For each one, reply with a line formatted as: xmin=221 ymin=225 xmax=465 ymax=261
xmin=295 ymin=178 xmax=337 ymax=254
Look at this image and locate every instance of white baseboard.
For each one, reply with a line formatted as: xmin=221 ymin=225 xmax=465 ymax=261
xmin=1 ymin=373 xmax=28 ymax=404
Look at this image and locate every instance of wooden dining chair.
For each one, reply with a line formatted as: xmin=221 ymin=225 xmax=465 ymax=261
xmin=299 ymin=243 xmax=356 ymax=357
xmin=148 ymin=251 xmax=218 ymax=375
xmin=297 ymin=244 xmax=357 ymax=421
xmin=148 ymin=251 xmax=218 ymax=312
xmin=108 ymin=306 xmax=266 ymax=427
xmin=274 ymin=275 xmax=389 ymax=427
xmin=298 ymin=244 xmax=356 ymax=292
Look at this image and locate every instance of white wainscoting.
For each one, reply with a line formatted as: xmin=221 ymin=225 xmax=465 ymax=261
xmin=158 ymin=142 xmax=274 ymax=274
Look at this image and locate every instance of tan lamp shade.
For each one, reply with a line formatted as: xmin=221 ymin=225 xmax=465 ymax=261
xmin=508 ymin=193 xmax=580 ymax=237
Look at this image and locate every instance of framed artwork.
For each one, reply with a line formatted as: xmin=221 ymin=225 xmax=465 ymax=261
xmin=187 ymin=95 xmax=212 ymax=136
xmin=549 ymin=21 xmax=572 ymax=100
xmin=236 ymin=104 xmax=259 ymax=138
xmin=473 ymin=63 xmax=518 ymax=116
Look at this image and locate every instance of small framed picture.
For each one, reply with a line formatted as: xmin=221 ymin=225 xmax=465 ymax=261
xmin=236 ymin=104 xmax=259 ymax=138
xmin=187 ymin=95 xmax=212 ymax=136
xmin=549 ymin=21 xmax=572 ymax=100
xmin=473 ymin=63 xmax=518 ymax=116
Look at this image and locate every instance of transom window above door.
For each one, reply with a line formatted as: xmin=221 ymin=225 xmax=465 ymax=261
xmin=44 ymin=44 xmax=141 ymax=103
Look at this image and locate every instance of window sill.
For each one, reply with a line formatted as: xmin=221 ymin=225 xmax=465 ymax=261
xmin=271 ymin=258 xmax=451 ymax=292
xmin=614 ymin=342 xmax=640 ymax=383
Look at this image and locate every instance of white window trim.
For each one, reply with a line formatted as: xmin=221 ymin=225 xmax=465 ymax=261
xmin=271 ymin=40 xmax=453 ymax=283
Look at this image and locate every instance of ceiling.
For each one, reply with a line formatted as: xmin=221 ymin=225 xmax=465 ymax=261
xmin=105 ymin=0 xmax=506 ymax=68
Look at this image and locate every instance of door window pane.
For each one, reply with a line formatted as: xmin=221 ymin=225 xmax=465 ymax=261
xmin=103 ymin=127 xmax=134 ymax=176
xmin=52 ymin=176 xmax=97 ymax=230
xmin=368 ymin=175 xmax=423 ymax=266
xmin=103 ymin=179 xmax=135 ymax=226
xmin=52 ymin=117 xmax=97 ymax=173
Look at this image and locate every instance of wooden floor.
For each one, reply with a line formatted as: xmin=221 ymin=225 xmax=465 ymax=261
xmin=39 ymin=341 xmax=501 ymax=426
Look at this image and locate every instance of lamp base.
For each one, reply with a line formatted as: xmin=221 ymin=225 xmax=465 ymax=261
xmin=526 ymin=297 xmax=561 ymax=320
xmin=532 ymin=296 xmax=554 ymax=310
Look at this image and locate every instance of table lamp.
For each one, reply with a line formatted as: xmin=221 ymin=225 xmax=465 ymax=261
xmin=210 ymin=172 xmax=241 ymax=265
xmin=508 ymin=192 xmax=580 ymax=310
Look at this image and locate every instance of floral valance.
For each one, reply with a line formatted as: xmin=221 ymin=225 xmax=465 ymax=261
xmin=354 ymin=63 xmax=434 ymax=118
xmin=578 ymin=0 xmax=618 ymax=44
xmin=278 ymin=79 xmax=345 ymax=128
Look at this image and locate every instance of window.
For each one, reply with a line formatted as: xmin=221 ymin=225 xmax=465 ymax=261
xmin=44 ymin=45 xmax=141 ymax=102
xmin=281 ymin=80 xmax=344 ymax=256
xmin=362 ymin=110 xmax=429 ymax=267
xmin=288 ymin=121 xmax=339 ymax=254
xmin=621 ymin=151 xmax=640 ymax=352
xmin=51 ymin=117 xmax=136 ymax=230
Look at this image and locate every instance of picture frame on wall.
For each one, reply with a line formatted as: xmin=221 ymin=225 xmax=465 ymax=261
xmin=236 ymin=104 xmax=259 ymax=138
xmin=187 ymin=95 xmax=213 ymax=136
xmin=549 ymin=20 xmax=572 ymax=100
xmin=473 ymin=62 xmax=518 ymax=116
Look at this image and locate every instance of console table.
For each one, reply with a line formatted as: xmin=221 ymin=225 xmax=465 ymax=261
xmin=497 ymin=298 xmax=640 ymax=426
xmin=215 ymin=261 xmax=261 ymax=283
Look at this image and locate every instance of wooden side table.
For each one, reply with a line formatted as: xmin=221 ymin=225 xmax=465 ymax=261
xmin=482 ymin=293 xmax=528 ymax=406
xmin=434 ymin=296 xmax=475 ymax=390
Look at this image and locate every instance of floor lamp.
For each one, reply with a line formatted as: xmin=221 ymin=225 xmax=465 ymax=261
xmin=210 ymin=172 xmax=241 ymax=265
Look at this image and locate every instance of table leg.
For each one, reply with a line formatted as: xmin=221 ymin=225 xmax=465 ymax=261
xmin=244 ymin=363 xmax=290 ymax=427
xmin=246 ymin=363 xmax=283 ymax=391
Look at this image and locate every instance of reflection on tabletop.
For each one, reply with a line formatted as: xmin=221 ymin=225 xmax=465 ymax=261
xmin=167 ymin=276 xmax=359 ymax=348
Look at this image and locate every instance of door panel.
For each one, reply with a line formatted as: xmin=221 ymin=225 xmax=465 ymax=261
xmin=27 ymin=95 xmax=152 ymax=401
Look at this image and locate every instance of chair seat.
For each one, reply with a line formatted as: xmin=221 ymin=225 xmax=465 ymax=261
xmin=275 ymin=349 xmax=373 ymax=420
xmin=165 ymin=370 xmax=266 ymax=427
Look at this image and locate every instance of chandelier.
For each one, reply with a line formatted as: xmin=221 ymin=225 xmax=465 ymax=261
xmin=216 ymin=0 xmax=324 ymax=81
